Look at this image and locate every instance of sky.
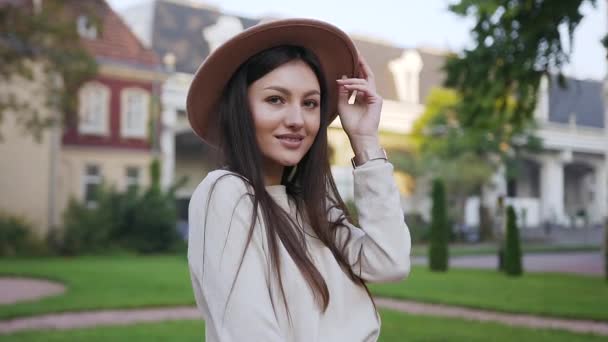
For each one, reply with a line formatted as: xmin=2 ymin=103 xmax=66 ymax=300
xmin=108 ymin=0 xmax=607 ymax=81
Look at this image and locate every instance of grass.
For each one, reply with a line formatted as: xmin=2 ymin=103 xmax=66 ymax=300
xmin=0 ymin=255 xmax=194 ymax=320
xmin=410 ymin=243 xmax=601 ymax=257
xmin=1 ymin=255 xmax=606 ymax=322
xmin=3 ymin=310 xmax=606 ymax=341
xmin=370 ymin=267 xmax=608 ymax=322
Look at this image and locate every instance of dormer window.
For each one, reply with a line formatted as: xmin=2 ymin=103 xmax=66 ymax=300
xmin=389 ymin=50 xmax=423 ymax=104
xmin=77 ymin=15 xmax=98 ymax=39
xmin=203 ymin=16 xmax=244 ymax=52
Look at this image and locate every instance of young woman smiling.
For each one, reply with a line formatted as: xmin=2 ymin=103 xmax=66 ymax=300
xmin=186 ymin=18 xmax=411 ymax=342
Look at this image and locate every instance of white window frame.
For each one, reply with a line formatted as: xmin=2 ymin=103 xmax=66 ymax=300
xmin=82 ymin=164 xmax=103 ymax=208
xmin=78 ymin=82 xmax=110 ymax=136
xmin=125 ymin=166 xmax=140 ymax=191
xmin=120 ymin=88 xmax=150 ymax=138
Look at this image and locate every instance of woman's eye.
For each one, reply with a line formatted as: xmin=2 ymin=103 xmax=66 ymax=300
xmin=304 ymin=100 xmax=318 ymax=109
xmin=266 ymin=96 xmax=284 ymax=105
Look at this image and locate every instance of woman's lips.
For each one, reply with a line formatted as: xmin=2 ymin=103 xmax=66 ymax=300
xmin=277 ymin=136 xmax=303 ymax=149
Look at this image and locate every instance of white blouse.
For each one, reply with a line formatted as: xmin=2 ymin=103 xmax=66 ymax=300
xmin=187 ymin=159 xmax=411 ymax=341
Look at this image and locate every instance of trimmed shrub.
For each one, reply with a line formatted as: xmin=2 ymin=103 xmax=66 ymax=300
xmin=0 ymin=212 xmax=48 ymax=256
xmin=504 ymin=205 xmax=523 ymax=276
xmin=429 ymin=178 xmax=449 ymax=271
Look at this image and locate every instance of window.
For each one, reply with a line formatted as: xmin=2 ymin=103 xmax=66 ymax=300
xmin=83 ymin=164 xmax=102 ymax=208
xmin=125 ymin=166 xmax=140 ymax=192
xmin=77 ymin=15 xmax=98 ymax=39
xmin=78 ymin=82 xmax=110 ymax=135
xmin=121 ymin=88 xmax=150 ymax=138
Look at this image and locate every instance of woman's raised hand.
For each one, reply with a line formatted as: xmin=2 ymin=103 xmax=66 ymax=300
xmin=336 ymin=55 xmax=382 ymax=152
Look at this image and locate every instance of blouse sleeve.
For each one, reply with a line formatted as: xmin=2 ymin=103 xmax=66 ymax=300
xmin=187 ymin=172 xmax=284 ymax=341
xmin=329 ymin=159 xmax=412 ymax=283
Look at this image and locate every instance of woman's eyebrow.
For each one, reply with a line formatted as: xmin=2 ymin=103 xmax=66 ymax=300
xmin=264 ymin=86 xmax=320 ymax=97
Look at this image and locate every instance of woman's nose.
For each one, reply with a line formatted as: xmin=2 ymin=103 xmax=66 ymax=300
xmin=284 ymin=104 xmax=305 ymax=128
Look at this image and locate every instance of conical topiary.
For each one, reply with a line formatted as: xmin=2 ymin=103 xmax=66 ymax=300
xmin=429 ymin=178 xmax=448 ymax=271
xmin=504 ymin=205 xmax=523 ymax=276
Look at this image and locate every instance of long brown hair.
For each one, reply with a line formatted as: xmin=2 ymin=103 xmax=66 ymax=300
xmin=206 ymin=45 xmax=373 ymax=319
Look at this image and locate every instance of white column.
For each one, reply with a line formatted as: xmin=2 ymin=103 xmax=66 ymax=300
xmin=596 ymin=159 xmax=608 ymax=224
xmin=160 ymin=107 xmax=176 ymax=191
xmin=540 ymin=156 xmax=566 ymax=225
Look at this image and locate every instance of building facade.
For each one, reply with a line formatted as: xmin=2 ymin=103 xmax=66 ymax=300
xmin=0 ymin=0 xmax=165 ymax=236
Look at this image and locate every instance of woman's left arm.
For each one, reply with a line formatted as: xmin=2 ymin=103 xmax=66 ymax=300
xmin=329 ymin=158 xmax=411 ymax=283
xmin=333 ymin=54 xmax=411 ymax=282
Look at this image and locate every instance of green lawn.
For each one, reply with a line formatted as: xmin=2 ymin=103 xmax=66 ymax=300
xmin=410 ymin=243 xmax=601 ymax=257
xmin=1 ymin=255 xmax=607 ymax=322
xmin=3 ymin=310 xmax=605 ymax=341
xmin=0 ymin=255 xmax=194 ymax=320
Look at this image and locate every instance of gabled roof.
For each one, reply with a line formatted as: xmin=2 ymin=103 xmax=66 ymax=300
xmin=548 ymin=76 xmax=605 ymax=128
xmin=78 ymin=0 xmax=160 ymax=68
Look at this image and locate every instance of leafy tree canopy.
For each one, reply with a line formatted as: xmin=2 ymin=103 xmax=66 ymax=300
xmin=0 ymin=0 xmax=98 ymax=141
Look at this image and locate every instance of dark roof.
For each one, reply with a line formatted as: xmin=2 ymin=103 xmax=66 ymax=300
xmin=123 ymin=0 xmax=450 ymax=103
xmin=548 ymin=76 xmax=605 ymax=128
xmin=150 ymin=0 xmax=259 ymax=74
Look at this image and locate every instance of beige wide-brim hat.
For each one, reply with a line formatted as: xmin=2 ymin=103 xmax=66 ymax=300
xmin=186 ymin=18 xmax=359 ymax=147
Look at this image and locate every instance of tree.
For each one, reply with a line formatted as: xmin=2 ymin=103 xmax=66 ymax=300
xmin=445 ymin=0 xmax=597 ymax=136
xmin=429 ymin=178 xmax=449 ymax=271
xmin=0 ymin=1 xmax=97 ymax=141
xmin=408 ymin=88 xmax=520 ymax=240
xmin=504 ymin=205 xmax=523 ymax=276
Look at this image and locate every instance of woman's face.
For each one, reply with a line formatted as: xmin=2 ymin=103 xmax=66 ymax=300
xmin=248 ymin=60 xmax=321 ymax=178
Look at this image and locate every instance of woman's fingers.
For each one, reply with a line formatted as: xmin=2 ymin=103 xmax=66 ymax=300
xmin=336 ymin=78 xmax=367 ymax=85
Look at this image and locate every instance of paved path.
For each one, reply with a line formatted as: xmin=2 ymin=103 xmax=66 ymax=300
xmin=412 ymin=251 xmax=604 ymax=275
xmin=1 ymin=298 xmax=608 ymax=336
xmin=0 ymin=278 xmax=65 ymax=305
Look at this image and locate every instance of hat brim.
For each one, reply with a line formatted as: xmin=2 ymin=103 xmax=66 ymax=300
xmin=186 ymin=18 xmax=359 ymax=146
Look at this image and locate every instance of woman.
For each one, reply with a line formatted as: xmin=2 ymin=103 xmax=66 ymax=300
xmin=186 ymin=18 xmax=411 ymax=341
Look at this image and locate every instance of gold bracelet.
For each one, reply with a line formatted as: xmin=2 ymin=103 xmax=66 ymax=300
xmin=351 ymin=147 xmax=388 ymax=168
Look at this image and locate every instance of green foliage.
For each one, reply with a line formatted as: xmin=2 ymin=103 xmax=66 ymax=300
xmin=504 ymin=206 xmax=523 ymax=276
xmin=604 ymin=218 xmax=607 ymax=282
xmin=446 ymin=0 xmax=595 ymax=133
xmin=59 ymin=159 xmax=184 ymax=255
xmin=429 ymin=179 xmax=449 ymax=271
xmin=344 ymin=199 xmax=359 ymax=227
xmin=0 ymin=212 xmax=48 ymax=256
xmin=405 ymin=213 xmax=429 ymax=243
xmin=0 ymin=1 xmax=97 ymax=141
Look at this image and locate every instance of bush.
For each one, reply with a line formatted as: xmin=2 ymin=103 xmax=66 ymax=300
xmin=429 ymin=179 xmax=449 ymax=272
xmin=0 ymin=212 xmax=48 ymax=256
xmin=405 ymin=213 xmax=429 ymax=243
xmin=59 ymin=186 xmax=121 ymax=255
xmin=58 ymin=159 xmax=183 ymax=255
xmin=504 ymin=205 xmax=523 ymax=276
xmin=604 ymin=218 xmax=607 ymax=282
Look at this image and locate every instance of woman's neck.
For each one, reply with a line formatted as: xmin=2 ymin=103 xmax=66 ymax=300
xmin=263 ymin=164 xmax=284 ymax=186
